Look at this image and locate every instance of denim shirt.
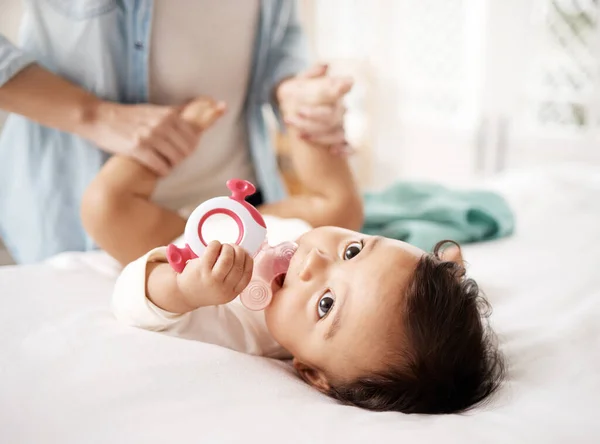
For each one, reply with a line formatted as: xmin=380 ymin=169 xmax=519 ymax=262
xmin=0 ymin=0 xmax=308 ymax=264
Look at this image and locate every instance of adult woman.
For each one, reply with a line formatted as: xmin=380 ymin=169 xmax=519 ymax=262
xmin=0 ymin=1 xmax=351 ymax=263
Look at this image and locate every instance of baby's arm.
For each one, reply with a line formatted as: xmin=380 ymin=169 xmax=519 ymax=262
xmin=111 ymin=240 xmax=254 ymax=331
xmin=258 ymin=129 xmax=363 ymax=231
xmin=146 ymin=241 xmax=252 ymax=314
xmin=81 ymin=100 xmax=225 ymax=265
xmin=83 ymin=157 xmax=184 ymax=265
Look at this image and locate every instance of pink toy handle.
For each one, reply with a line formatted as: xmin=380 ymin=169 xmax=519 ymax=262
xmin=227 ymin=179 xmax=256 ymax=202
xmin=166 ymin=244 xmax=197 ymax=273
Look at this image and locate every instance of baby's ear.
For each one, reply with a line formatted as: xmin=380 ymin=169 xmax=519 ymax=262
xmin=439 ymin=243 xmax=465 ymax=268
xmin=293 ymin=359 xmax=330 ymax=393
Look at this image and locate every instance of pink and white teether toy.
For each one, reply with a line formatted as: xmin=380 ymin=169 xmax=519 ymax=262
xmin=240 ymin=240 xmax=297 ymax=311
xmin=166 ymin=179 xmax=297 ymax=311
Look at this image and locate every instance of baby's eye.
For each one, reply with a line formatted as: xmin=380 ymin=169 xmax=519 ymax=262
xmin=343 ymin=241 xmax=363 ymax=260
xmin=317 ymin=291 xmax=335 ymax=319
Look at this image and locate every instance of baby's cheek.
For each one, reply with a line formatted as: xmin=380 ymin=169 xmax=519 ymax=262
xmin=265 ymin=293 xmax=303 ymax=352
xmin=263 ymin=301 xmax=290 ymax=345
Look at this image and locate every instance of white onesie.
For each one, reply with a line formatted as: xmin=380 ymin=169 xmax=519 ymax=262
xmin=111 ymin=216 xmax=312 ymax=359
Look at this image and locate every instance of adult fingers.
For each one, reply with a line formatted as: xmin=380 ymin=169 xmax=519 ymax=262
xmin=133 ymin=148 xmax=171 ymax=176
xmin=161 ymin=121 xmax=198 ymax=156
xmin=329 ymin=143 xmax=356 ymax=156
xmin=149 ymin=135 xmax=185 ymax=167
xmin=303 ymin=127 xmax=347 ymax=146
xmin=296 ymin=77 xmax=354 ymax=105
xmin=298 ymin=63 xmax=329 ymax=79
xmin=297 ymin=104 xmax=341 ymax=121
xmin=174 ymin=120 xmax=201 ymax=153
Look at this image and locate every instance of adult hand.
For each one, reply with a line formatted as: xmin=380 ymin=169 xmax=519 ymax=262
xmin=89 ymin=99 xmax=226 ymax=176
xmin=276 ymin=64 xmax=354 ymax=154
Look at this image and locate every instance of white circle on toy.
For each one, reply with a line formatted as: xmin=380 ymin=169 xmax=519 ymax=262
xmin=167 ymin=179 xmax=267 ymax=273
xmin=186 ymin=198 xmax=265 ymax=258
xmin=199 ymin=213 xmax=240 ymax=245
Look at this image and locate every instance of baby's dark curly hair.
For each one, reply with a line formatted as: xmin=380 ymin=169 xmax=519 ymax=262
xmin=327 ymin=240 xmax=505 ymax=414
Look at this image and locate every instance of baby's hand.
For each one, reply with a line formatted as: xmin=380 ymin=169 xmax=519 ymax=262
xmin=176 ymin=241 xmax=254 ymax=310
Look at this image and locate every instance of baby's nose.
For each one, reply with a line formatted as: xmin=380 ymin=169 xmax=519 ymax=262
xmin=298 ymin=248 xmax=331 ymax=281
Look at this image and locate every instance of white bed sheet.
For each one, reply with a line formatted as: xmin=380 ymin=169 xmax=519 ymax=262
xmin=1 ymin=164 xmax=599 ymax=443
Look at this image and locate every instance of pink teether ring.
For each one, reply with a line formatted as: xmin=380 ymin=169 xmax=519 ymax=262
xmin=240 ymin=241 xmax=298 ymax=311
xmin=167 ymin=179 xmax=267 ymax=272
xmin=241 ymin=280 xmax=272 ymax=312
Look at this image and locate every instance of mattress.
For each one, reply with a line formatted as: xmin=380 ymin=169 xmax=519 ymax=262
xmin=0 ymin=164 xmax=599 ymax=443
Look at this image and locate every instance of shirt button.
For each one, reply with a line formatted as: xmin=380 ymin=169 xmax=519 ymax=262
xmin=134 ymin=41 xmax=144 ymax=50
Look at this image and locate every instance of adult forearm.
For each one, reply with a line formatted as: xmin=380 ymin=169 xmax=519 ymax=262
xmin=0 ymin=63 xmax=99 ymax=137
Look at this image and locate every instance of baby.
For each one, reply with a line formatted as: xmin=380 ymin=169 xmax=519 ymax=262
xmin=82 ymin=99 xmax=504 ymax=414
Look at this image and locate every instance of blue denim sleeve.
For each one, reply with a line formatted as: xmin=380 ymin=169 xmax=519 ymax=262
xmin=265 ymin=0 xmax=310 ymax=126
xmin=0 ymin=34 xmax=35 ymax=88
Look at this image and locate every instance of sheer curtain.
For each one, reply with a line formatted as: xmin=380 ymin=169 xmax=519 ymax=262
xmin=300 ymin=0 xmax=600 ymax=189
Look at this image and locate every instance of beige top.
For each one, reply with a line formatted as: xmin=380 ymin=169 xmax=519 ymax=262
xmin=149 ymin=1 xmax=259 ymax=215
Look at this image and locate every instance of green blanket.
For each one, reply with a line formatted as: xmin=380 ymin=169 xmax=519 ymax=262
xmin=362 ymin=182 xmax=514 ymax=251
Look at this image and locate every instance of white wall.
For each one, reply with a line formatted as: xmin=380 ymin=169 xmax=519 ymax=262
xmin=0 ymin=0 xmax=23 ymax=39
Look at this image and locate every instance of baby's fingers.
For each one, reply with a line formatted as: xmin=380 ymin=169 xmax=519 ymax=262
xmin=233 ymin=252 xmax=254 ymax=295
xmin=225 ymin=245 xmax=253 ymax=291
xmin=212 ymin=244 xmax=235 ymax=282
xmin=201 ymin=240 xmax=223 ymax=274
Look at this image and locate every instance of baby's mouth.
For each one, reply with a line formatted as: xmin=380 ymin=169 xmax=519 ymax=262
xmin=272 ymin=273 xmax=286 ymax=293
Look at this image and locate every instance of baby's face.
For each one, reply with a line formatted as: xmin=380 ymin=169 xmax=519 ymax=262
xmin=264 ymin=227 xmax=425 ymax=387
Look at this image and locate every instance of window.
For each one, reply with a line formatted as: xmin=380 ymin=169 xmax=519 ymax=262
xmin=528 ymin=0 xmax=599 ymax=130
xmin=303 ymin=0 xmax=600 ymax=186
